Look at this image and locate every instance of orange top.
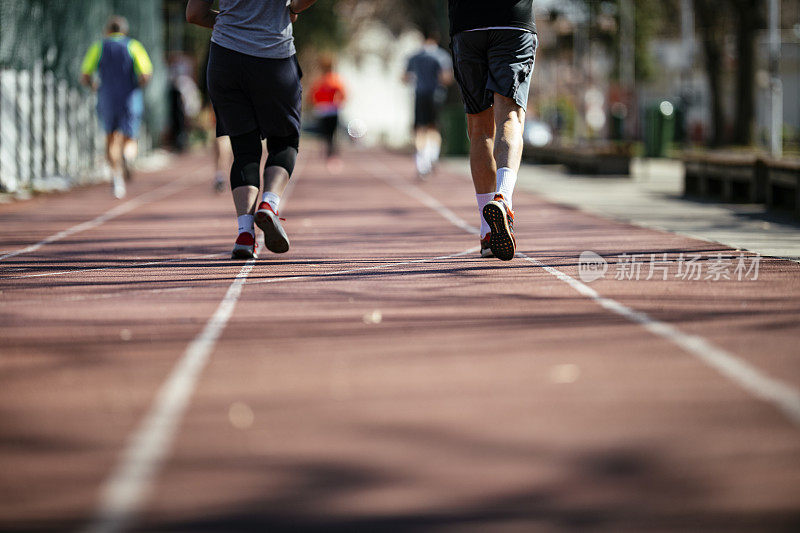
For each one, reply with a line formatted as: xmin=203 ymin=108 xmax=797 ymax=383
xmin=311 ymin=72 xmax=346 ymax=108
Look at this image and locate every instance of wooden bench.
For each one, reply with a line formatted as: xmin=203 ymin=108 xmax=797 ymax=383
xmin=764 ymin=157 xmax=800 ymax=217
xmin=682 ymin=152 xmax=764 ymax=203
xmin=523 ymin=143 xmax=631 ymax=176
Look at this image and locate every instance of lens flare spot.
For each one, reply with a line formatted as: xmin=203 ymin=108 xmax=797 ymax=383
xmin=347 ymin=118 xmax=367 ymax=139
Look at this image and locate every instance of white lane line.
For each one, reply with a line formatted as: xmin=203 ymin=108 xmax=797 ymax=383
xmin=2 ymin=253 xmax=224 ymax=280
xmin=82 ymin=155 xmax=311 ymax=533
xmin=516 ymin=251 xmax=800 ymax=425
xmin=83 ymin=260 xmax=255 ymax=533
xmin=368 ymin=159 xmax=800 ymax=426
xmin=382 ymin=171 xmax=479 ymax=236
xmin=0 ymin=174 xmax=194 ymax=262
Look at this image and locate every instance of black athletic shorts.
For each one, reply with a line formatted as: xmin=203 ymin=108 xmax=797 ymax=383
xmin=207 ymin=42 xmax=302 ymax=139
xmin=451 ymin=30 xmax=537 ymax=115
xmin=414 ymin=91 xmax=440 ymax=128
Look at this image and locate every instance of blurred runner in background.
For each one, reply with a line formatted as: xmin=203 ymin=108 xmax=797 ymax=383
xmin=81 ymin=15 xmax=152 ymax=199
xmin=310 ymin=54 xmax=347 ymax=169
xmin=204 ymin=108 xmax=233 ymax=193
xmin=448 ymin=0 xmax=537 ymax=260
xmin=404 ymin=30 xmax=452 ymax=179
xmin=167 ymin=53 xmax=202 ymax=153
xmin=198 ymin=44 xmax=234 ymax=193
xmin=187 ymin=0 xmax=317 ymax=259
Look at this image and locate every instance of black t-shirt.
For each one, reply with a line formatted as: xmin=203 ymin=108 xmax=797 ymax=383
xmin=448 ymin=0 xmax=536 ymax=36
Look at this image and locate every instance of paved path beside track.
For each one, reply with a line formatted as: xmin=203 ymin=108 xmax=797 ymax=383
xmin=1 ymin=146 xmax=799 ymax=532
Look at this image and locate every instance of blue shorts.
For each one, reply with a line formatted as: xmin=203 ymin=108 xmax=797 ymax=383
xmin=451 ymin=30 xmax=537 ymax=115
xmin=97 ymin=89 xmax=143 ymax=138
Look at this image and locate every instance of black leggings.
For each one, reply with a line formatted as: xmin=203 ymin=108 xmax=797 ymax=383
xmin=228 ymin=129 xmax=299 ymax=190
xmin=319 ymin=113 xmax=338 ymax=158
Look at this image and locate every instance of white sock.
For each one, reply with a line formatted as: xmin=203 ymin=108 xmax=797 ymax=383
xmin=431 ymin=141 xmax=441 ymax=163
xmin=496 ymin=167 xmax=517 ymax=208
xmin=426 ymin=140 xmax=440 ymax=165
xmin=415 ymin=151 xmax=430 ymax=175
xmin=237 ymin=214 xmax=254 ymax=237
xmin=112 ymin=172 xmax=126 ymax=198
xmin=262 ymin=191 xmax=281 ymax=213
xmin=476 ymin=192 xmax=494 ymax=238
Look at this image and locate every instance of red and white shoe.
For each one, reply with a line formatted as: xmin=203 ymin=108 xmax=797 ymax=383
xmin=480 ymin=233 xmax=494 ymax=258
xmin=482 ymin=194 xmax=516 ymax=261
xmin=255 ymin=202 xmax=289 ymax=254
xmin=231 ymin=231 xmax=257 ymax=259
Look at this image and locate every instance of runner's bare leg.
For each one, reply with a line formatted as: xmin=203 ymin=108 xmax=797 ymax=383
xmin=492 ymin=94 xmax=525 ymax=174
xmin=106 ymin=132 xmax=123 ymax=174
xmin=263 ymin=166 xmax=289 ymax=197
xmin=122 ymin=137 xmax=138 ymax=162
xmin=232 ymin=186 xmax=259 ymax=217
xmin=466 ymin=107 xmax=496 ymax=194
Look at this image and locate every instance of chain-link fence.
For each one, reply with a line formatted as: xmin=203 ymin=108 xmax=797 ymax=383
xmin=0 ymin=0 xmax=166 ymax=193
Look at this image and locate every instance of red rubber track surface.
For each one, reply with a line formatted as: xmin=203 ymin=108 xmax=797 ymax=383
xmin=0 ymin=147 xmax=799 ymax=532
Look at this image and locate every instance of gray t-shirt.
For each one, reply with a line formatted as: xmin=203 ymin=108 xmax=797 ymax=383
xmin=211 ymin=0 xmax=296 ymax=59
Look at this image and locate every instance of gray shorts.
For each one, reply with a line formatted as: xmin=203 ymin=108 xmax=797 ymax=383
xmin=451 ymin=30 xmax=537 ymax=115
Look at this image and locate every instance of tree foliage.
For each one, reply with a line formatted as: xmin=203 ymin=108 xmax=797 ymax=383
xmin=292 ymin=1 xmax=347 ymax=54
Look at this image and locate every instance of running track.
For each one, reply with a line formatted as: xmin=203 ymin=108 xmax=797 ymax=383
xmin=1 ymin=147 xmax=799 ymax=532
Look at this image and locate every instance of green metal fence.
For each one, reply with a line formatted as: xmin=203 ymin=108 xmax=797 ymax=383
xmin=0 ymin=0 xmax=166 ymax=192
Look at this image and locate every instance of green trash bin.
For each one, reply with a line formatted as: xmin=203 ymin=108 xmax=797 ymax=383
xmin=441 ymin=104 xmax=470 ymax=156
xmin=644 ymin=101 xmax=676 ymax=158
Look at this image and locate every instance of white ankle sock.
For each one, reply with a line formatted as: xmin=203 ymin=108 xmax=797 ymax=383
xmin=112 ymin=172 xmax=126 ymax=199
xmin=426 ymin=140 xmax=440 ymax=165
xmin=237 ymin=214 xmax=255 ymax=236
xmin=262 ymin=191 xmax=281 ymax=212
xmin=415 ymin=151 xmax=430 ymax=175
xmin=496 ymin=167 xmax=517 ymax=208
xmin=476 ymin=192 xmax=494 ymax=238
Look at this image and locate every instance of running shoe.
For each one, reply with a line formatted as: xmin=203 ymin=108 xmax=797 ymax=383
xmin=480 ymin=233 xmax=494 ymax=258
xmin=482 ymin=194 xmax=516 ymax=261
xmin=255 ymin=201 xmax=290 ymax=253
xmin=231 ymin=231 xmax=257 ymax=259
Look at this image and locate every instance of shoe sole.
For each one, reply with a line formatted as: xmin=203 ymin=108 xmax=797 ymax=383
xmin=483 ymin=202 xmax=516 ymax=261
xmin=255 ymin=210 xmax=290 ymax=253
xmin=231 ymin=244 xmax=256 ymax=259
xmin=480 ymin=247 xmax=494 ymax=258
